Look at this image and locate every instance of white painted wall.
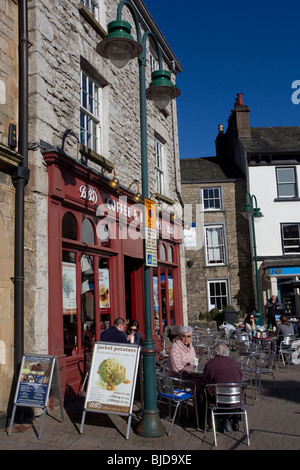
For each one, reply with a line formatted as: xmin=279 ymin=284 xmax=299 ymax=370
xmin=248 ymin=165 xmax=300 ymax=257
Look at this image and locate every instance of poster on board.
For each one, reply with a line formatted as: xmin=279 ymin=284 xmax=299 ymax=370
xmin=80 ymin=341 xmax=140 ymax=438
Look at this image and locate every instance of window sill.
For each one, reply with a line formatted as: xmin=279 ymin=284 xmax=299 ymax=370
xmin=77 ymin=3 xmax=107 ymax=38
xmin=274 ymin=197 xmax=300 ymax=202
xmin=79 ymin=144 xmax=114 ymax=172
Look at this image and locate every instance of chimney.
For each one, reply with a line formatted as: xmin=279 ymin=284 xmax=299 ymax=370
xmin=228 ymin=93 xmax=251 ymax=138
xmin=215 ymin=123 xmax=226 ymax=157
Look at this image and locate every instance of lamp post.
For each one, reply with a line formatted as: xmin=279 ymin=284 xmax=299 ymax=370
xmin=97 ymin=0 xmax=180 ymax=437
xmin=242 ymin=191 xmax=263 ymax=325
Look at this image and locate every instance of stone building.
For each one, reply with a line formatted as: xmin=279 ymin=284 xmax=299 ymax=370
xmin=180 ymin=132 xmax=253 ymax=321
xmin=0 ymin=0 xmax=24 ymax=422
xmin=0 ymin=0 xmax=185 ymax=420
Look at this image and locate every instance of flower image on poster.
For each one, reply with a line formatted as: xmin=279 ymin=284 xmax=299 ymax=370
xmin=62 ymin=262 xmax=77 ymax=314
xmin=99 ymin=268 xmax=110 ymax=309
xmin=85 ymin=342 xmax=140 ymax=415
xmin=153 ymin=276 xmax=159 ymax=312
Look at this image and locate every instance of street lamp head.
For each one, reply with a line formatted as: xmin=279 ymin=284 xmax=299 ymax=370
xmin=97 ymin=20 xmax=142 ymax=68
xmin=146 ymin=70 xmax=181 ymax=110
xmin=242 ymin=201 xmax=252 ymax=219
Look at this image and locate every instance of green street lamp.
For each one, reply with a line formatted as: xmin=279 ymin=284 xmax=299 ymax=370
xmin=97 ymin=1 xmax=181 ymax=437
xmin=242 ymin=191 xmax=263 ymax=325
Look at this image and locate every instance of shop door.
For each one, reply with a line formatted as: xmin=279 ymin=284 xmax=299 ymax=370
xmin=278 ymin=278 xmax=296 ymax=315
xmin=124 ymin=256 xmax=144 ymax=329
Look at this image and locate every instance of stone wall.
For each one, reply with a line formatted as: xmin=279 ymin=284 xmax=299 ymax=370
xmin=0 ymin=0 xmax=18 ymax=415
xmin=182 ymin=179 xmax=253 ymax=321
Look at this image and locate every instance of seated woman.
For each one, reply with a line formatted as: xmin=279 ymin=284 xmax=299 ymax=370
xmin=276 ymin=315 xmax=294 ymax=346
xmin=126 ymin=320 xmax=143 ymax=345
xmin=168 ymin=326 xmax=196 ymax=374
xmin=244 ymin=313 xmax=257 ymax=335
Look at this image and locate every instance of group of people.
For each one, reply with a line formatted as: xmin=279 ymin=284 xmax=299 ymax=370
xmin=100 ymin=317 xmax=143 ymax=345
xmin=168 ymin=325 xmax=242 ymax=434
xmin=244 ymin=294 xmax=296 ymax=344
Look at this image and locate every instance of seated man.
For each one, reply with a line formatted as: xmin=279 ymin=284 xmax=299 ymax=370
xmin=199 ymin=342 xmax=242 ymax=434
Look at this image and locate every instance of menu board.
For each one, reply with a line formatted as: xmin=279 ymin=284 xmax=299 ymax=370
xmin=80 ymin=341 xmax=140 ymax=438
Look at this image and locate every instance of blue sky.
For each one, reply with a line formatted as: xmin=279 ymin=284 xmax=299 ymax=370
xmin=143 ymin=0 xmax=300 ymax=158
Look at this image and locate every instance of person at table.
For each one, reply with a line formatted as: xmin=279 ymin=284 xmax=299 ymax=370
xmin=126 ymin=319 xmax=143 ymax=345
xmin=276 ymin=315 xmax=295 ymax=346
xmin=198 ymin=342 xmax=242 ymax=434
xmin=100 ymin=317 xmax=128 ymax=344
xmin=265 ymin=295 xmax=284 ymax=330
xmin=168 ymin=326 xmax=196 ymax=374
xmin=244 ymin=313 xmax=257 ymax=335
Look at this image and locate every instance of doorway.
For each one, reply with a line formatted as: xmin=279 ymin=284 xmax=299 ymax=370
xmin=124 ymin=256 xmax=144 ymax=325
xmin=277 ymin=278 xmax=296 ymax=315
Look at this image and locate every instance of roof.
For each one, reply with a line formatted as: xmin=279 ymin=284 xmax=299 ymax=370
xmin=180 ymin=156 xmax=244 ymax=183
xmin=240 ymin=127 xmax=300 ymax=155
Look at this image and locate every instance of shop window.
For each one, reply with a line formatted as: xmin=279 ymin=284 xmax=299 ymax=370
xmin=62 ymin=212 xmax=77 ymax=240
xmin=168 ymin=270 xmax=174 ymax=325
xmin=99 ymin=258 xmax=111 ymax=332
xmin=81 ymin=254 xmax=95 ymax=352
xmin=63 ymin=251 xmax=78 ymax=356
xmin=153 ymin=268 xmax=160 ymax=334
xmin=82 ymin=218 xmax=95 ymax=244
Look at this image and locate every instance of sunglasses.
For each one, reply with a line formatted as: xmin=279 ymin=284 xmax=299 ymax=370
xmin=130 ymin=328 xmax=137 ymax=332
xmin=183 ymin=335 xmax=191 ymax=338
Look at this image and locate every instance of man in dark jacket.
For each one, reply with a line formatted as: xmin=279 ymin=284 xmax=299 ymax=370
xmin=265 ymin=295 xmax=285 ymax=330
xmin=199 ymin=342 xmax=242 ymax=434
xmin=100 ymin=317 xmax=128 ymax=344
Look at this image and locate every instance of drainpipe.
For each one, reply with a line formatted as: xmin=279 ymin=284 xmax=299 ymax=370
xmin=11 ymin=0 xmax=30 ymax=372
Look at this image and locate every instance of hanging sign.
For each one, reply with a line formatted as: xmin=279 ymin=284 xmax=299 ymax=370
xmin=144 ymin=198 xmax=157 ymax=266
xmin=80 ymin=341 xmax=140 ymax=439
xmin=8 ymin=354 xmax=63 ymax=439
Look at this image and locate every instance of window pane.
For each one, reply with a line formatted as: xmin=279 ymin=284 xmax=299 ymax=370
xmin=282 ymin=224 xmax=300 ymax=253
xmin=63 ymin=251 xmax=78 ymax=356
xmin=278 ymin=184 xmax=296 ymax=197
xmin=62 ymin=212 xmax=77 ymax=240
xmin=208 ymin=280 xmax=228 ymax=311
xmin=277 ymin=168 xmax=296 ymax=197
xmin=277 ymin=168 xmax=295 ymax=183
xmin=81 ymin=254 xmax=95 ymax=353
xmin=202 ymin=187 xmax=222 ymax=211
xmin=82 ymin=218 xmax=94 ymax=244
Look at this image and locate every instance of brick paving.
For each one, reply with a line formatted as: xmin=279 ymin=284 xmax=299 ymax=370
xmin=0 ymin=361 xmax=299 ymax=453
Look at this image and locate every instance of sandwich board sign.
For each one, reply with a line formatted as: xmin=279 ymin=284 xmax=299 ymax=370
xmin=80 ymin=341 xmax=140 ymax=439
xmin=8 ymin=354 xmax=63 ymax=439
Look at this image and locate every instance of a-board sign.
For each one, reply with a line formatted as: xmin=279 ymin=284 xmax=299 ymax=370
xmin=80 ymin=341 xmax=140 ymax=439
xmin=8 ymin=354 xmax=63 ymax=439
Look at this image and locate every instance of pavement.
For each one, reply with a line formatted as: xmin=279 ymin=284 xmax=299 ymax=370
xmin=0 ymin=358 xmax=299 ymax=458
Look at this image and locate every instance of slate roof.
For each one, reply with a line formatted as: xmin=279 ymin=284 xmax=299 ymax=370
xmin=240 ymin=127 xmax=300 ymax=154
xmin=180 ymin=156 xmax=244 ymax=183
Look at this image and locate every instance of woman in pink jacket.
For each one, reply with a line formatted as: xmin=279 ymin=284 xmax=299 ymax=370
xmin=168 ymin=326 xmax=196 ymax=373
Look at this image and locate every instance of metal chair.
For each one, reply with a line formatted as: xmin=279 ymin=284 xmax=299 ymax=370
xmin=255 ymin=352 xmax=278 ymax=399
xmin=278 ymin=335 xmax=296 ymax=368
xmin=204 ymin=382 xmax=250 ymax=447
xmin=156 ymin=372 xmax=199 ymax=436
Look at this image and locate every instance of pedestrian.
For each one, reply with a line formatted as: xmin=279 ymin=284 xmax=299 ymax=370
xmin=265 ymin=295 xmax=284 ymax=330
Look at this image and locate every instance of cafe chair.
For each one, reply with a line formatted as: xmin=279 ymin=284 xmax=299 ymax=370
xmin=278 ymin=335 xmax=296 ymax=369
xmin=255 ymin=352 xmax=278 ymax=399
xmin=204 ymin=382 xmax=250 ymax=447
xmin=156 ymin=372 xmax=199 ymax=436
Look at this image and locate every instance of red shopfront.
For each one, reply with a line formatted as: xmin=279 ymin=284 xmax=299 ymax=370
xmin=44 ymin=151 xmax=183 ymax=400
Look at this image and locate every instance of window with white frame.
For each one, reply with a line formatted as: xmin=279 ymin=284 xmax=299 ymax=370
xmin=150 ymin=52 xmax=159 ymax=74
xmin=80 ymin=0 xmax=99 ymax=22
xmin=205 ymin=224 xmax=226 ymax=265
xmin=276 ymin=167 xmax=297 ymax=198
xmin=154 ymin=137 xmax=164 ymax=194
xmin=80 ymin=70 xmax=102 ymax=153
xmin=207 ymin=279 xmax=229 ymax=311
xmin=281 ymin=223 xmax=300 ymax=254
xmin=201 ymin=187 xmax=223 ymax=211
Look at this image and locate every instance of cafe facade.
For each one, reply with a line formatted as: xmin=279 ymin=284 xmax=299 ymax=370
xmin=44 ymin=150 xmax=184 ymax=400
